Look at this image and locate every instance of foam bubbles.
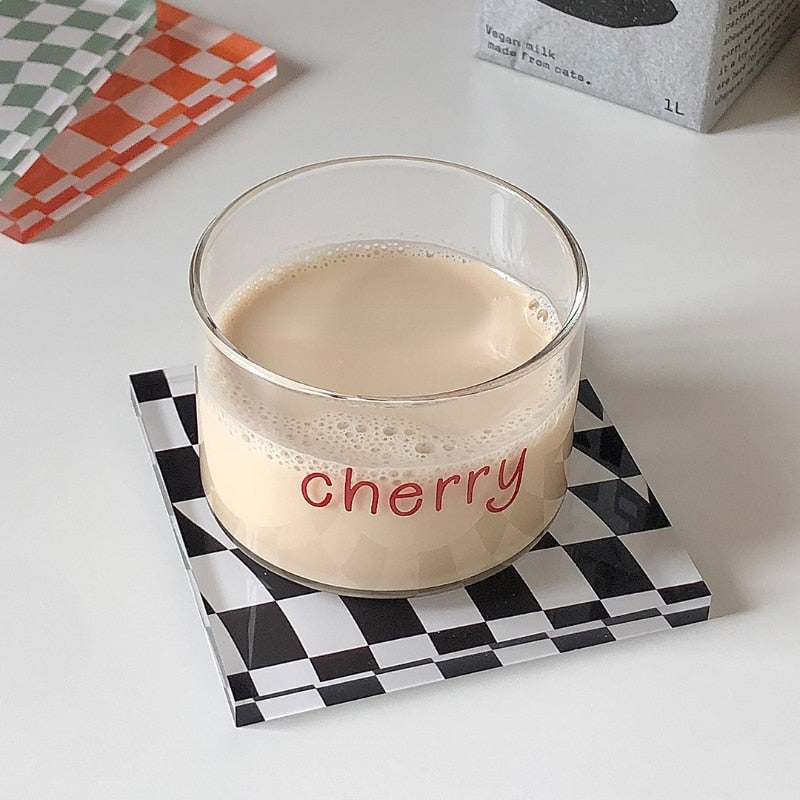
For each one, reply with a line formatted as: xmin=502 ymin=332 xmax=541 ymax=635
xmin=203 ymin=360 xmax=576 ymax=484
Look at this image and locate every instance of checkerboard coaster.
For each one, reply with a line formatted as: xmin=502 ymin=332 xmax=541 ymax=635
xmin=0 ymin=0 xmax=157 ymax=197
xmin=131 ymin=366 xmax=711 ymax=726
xmin=0 ymin=1 xmax=277 ymax=242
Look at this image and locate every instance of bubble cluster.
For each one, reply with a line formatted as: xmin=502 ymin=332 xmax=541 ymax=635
xmin=203 ymin=362 xmax=576 ymax=484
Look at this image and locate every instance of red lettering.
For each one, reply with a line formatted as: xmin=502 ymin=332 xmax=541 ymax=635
xmin=389 ymin=482 xmax=423 ymax=516
xmin=435 ymin=474 xmax=461 ymax=511
xmin=302 ymin=455 xmax=527 ymax=519
xmin=487 ymin=449 xmax=527 ymax=513
xmin=300 ymin=472 xmax=333 ymax=508
xmin=466 ymin=465 xmax=491 ymax=504
xmin=343 ymin=468 xmax=379 ymax=514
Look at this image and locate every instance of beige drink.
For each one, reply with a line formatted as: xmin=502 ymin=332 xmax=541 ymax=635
xmin=198 ymin=241 xmax=577 ymax=595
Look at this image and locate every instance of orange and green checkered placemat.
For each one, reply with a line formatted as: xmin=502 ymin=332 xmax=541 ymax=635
xmin=0 ymin=0 xmax=157 ymax=198
xmin=0 ymin=1 xmax=277 ymax=242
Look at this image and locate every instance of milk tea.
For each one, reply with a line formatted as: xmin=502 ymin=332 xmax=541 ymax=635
xmin=197 ymin=242 xmax=577 ymax=595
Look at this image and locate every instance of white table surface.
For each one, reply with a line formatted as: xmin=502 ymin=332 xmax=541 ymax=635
xmin=2 ymin=1 xmax=799 ymax=797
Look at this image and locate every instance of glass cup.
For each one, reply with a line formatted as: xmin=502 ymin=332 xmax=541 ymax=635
xmin=190 ymin=156 xmax=587 ymax=597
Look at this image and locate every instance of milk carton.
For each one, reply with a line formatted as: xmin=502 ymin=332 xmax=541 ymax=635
xmin=475 ymin=0 xmax=800 ymax=131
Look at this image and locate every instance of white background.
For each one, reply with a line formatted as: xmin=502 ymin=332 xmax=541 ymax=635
xmin=2 ymin=1 xmax=799 ymax=797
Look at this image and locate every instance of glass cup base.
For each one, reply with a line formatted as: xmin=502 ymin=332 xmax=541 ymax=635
xmin=208 ymin=497 xmax=566 ymax=599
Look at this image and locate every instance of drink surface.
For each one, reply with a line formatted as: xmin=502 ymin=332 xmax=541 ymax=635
xmin=220 ymin=242 xmax=554 ymax=397
xmin=198 ymin=241 xmax=577 ymax=595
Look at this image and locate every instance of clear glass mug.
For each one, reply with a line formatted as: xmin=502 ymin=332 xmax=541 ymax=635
xmin=190 ymin=156 xmax=587 ymax=597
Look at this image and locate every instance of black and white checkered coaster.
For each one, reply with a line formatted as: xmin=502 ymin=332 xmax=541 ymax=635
xmin=131 ymin=366 xmax=711 ymax=726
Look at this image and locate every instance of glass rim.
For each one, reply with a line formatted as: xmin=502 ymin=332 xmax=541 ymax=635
xmin=189 ymin=155 xmax=588 ymax=406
